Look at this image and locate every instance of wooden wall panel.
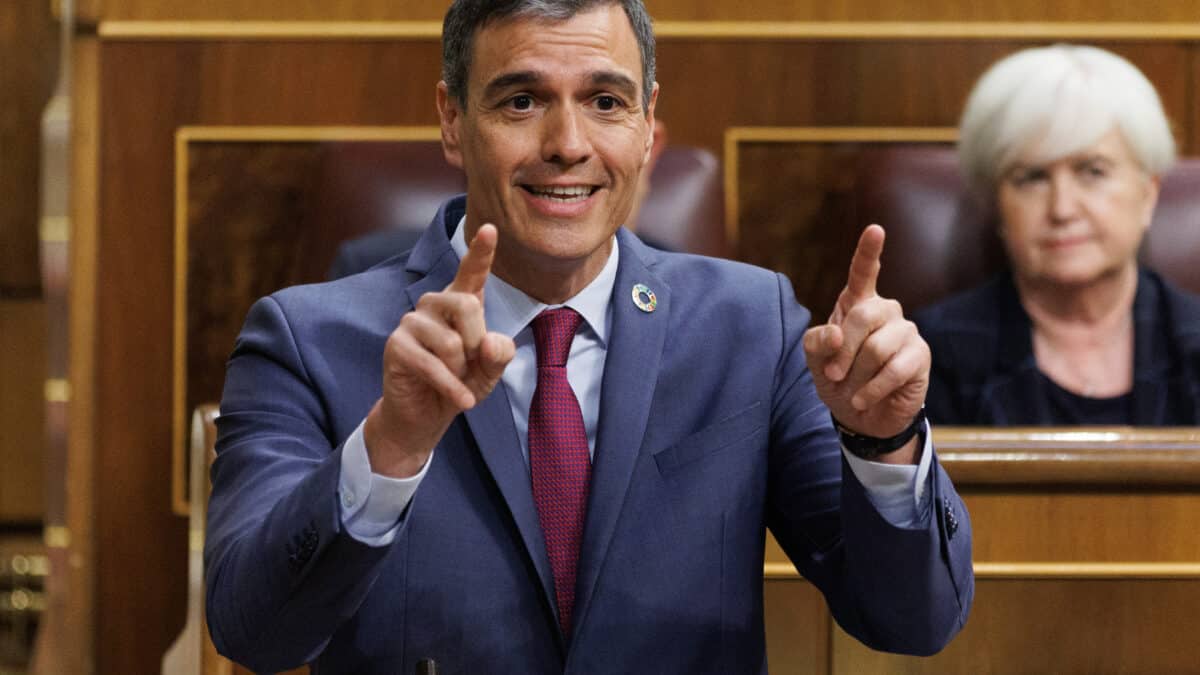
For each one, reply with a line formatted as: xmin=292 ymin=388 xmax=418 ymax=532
xmin=0 ymin=301 xmax=46 ymax=523
xmin=95 ymin=0 xmax=1200 ymax=22
xmin=834 ymin=579 xmax=1200 ymax=674
xmin=658 ymin=41 xmax=1192 ymax=156
xmin=764 ymin=579 xmax=829 ymax=675
xmin=96 ymin=41 xmax=443 ymax=675
xmin=184 ymin=142 xmax=325 ymax=442
xmin=0 ymin=0 xmax=58 ymax=294
xmin=968 ymin=491 xmax=1200 ymax=562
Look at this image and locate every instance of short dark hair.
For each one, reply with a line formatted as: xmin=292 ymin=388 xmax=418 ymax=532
xmin=442 ymin=0 xmax=656 ymax=112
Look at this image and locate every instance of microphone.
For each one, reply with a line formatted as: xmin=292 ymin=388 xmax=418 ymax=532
xmin=416 ymin=657 xmax=438 ymax=675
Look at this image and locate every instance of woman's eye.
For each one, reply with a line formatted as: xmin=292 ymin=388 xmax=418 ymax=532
xmin=1012 ymin=170 xmax=1047 ymax=186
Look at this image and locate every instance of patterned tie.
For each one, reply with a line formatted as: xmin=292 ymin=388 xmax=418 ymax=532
xmin=528 ymin=307 xmax=591 ymax=638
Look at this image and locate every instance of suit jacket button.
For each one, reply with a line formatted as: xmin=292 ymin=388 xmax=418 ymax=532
xmin=943 ymin=498 xmax=959 ymax=539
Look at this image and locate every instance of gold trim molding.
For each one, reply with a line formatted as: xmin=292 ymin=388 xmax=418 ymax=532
xmin=764 ymin=561 xmax=1200 ymax=580
xmin=100 ymin=20 xmax=1200 ymax=41
xmin=723 ymin=126 xmax=957 ymax=248
xmin=172 ymin=125 xmax=442 ymax=516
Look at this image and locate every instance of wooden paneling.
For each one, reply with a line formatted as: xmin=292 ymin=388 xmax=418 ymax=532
xmin=764 ymin=579 xmax=829 ymax=675
xmin=834 ymin=579 xmax=1200 ymax=674
xmin=0 ymin=301 xmax=46 ymax=523
xmin=94 ymin=40 xmax=444 ymax=674
xmin=0 ymin=0 xmax=58 ymax=294
xmin=183 ymin=141 xmax=324 ymax=451
xmin=94 ymin=0 xmax=1200 ymax=22
xmin=769 ymin=431 xmax=1200 ymax=674
xmin=661 ymin=41 xmax=1192 ymax=156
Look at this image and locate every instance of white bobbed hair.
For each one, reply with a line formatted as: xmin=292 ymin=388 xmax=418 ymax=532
xmin=958 ymin=44 xmax=1176 ymax=198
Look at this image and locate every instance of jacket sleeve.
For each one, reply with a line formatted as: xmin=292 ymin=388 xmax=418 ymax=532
xmin=765 ymin=274 xmax=974 ymax=656
xmin=204 ymin=295 xmax=395 ymax=672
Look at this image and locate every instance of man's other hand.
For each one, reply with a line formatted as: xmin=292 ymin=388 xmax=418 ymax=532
xmin=802 ymin=225 xmax=929 ymax=462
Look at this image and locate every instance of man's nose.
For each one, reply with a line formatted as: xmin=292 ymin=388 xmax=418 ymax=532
xmin=541 ymin=104 xmax=592 ymax=166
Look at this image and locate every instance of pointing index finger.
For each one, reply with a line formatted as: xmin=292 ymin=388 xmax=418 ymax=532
xmin=845 ymin=224 xmax=885 ymax=302
xmin=449 ymin=223 xmax=498 ymax=297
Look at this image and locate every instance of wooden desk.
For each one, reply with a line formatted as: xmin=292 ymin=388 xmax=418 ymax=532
xmin=765 ymin=426 xmax=1200 ymax=675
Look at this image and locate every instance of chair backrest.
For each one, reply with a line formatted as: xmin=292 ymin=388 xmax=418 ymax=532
xmin=854 ymin=145 xmax=1200 ymax=311
xmin=634 ymin=144 xmax=727 ymax=257
xmin=301 ymin=140 xmax=727 ymax=276
xmin=300 ymin=141 xmax=466 ymax=278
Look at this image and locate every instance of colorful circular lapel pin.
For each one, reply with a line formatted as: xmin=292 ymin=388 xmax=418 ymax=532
xmin=631 ymin=284 xmax=657 ymax=313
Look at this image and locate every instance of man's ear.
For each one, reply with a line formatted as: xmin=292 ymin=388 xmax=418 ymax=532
xmin=642 ymin=82 xmax=660 ymax=166
xmin=437 ymin=81 xmax=465 ymax=169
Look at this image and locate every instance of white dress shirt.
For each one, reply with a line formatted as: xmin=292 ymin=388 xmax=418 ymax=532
xmin=338 ymin=219 xmax=933 ymax=546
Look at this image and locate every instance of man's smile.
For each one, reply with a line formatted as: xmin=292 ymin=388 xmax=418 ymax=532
xmin=520 ymin=184 xmax=601 ymax=203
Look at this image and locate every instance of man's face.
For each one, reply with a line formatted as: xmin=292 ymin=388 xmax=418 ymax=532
xmin=438 ymin=4 xmax=657 ymax=301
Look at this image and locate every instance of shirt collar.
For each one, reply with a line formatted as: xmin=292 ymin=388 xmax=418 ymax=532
xmin=449 ymin=216 xmax=617 ymax=345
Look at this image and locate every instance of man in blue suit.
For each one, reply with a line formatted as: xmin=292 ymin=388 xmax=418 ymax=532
xmin=205 ymin=1 xmax=973 ymax=672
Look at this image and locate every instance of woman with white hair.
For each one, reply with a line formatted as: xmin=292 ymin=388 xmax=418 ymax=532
xmin=914 ymin=44 xmax=1200 ymax=425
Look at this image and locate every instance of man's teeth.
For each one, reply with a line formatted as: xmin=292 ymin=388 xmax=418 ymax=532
xmin=529 ymin=185 xmax=592 ymax=202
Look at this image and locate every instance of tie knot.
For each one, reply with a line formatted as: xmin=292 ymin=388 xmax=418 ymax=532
xmin=532 ymin=308 xmax=582 ymax=368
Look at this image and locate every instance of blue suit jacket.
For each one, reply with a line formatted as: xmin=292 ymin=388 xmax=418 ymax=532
xmin=206 ymin=196 xmax=972 ymax=674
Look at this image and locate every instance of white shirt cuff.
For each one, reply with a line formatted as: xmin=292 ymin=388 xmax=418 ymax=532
xmin=338 ymin=420 xmax=433 ymax=546
xmin=840 ymin=419 xmax=933 ymax=528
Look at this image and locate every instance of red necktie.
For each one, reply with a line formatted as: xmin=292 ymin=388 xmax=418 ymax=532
xmin=528 ymin=308 xmax=591 ymax=637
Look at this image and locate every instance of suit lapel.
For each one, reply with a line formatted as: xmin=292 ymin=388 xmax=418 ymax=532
xmin=406 ymin=198 xmax=560 ymax=637
xmin=462 ymin=389 xmax=560 ymax=631
xmin=572 ymin=233 xmax=670 ymax=636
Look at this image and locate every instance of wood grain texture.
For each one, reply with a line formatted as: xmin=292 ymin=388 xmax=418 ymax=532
xmin=183 ymin=142 xmax=324 ymax=449
xmin=94 ymin=40 xmax=442 ymax=674
xmin=95 ymin=0 xmax=1200 ymax=22
xmin=660 ymin=41 xmax=1191 ymax=154
xmin=833 ymin=579 xmax=1200 ymax=674
xmin=0 ymin=0 xmax=58 ymax=294
xmin=0 ymin=300 xmax=46 ymax=523
xmin=763 ymin=579 xmax=829 ymax=675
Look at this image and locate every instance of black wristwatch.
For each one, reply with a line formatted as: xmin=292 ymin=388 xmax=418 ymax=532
xmin=831 ymin=407 xmax=926 ymax=460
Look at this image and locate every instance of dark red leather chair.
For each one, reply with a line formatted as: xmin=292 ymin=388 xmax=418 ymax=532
xmin=854 ymin=145 xmax=1200 ymax=311
xmin=301 ymin=139 xmax=727 ymax=279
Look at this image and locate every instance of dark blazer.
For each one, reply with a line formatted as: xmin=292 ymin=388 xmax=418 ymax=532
xmin=327 ymin=227 xmax=425 ymax=280
xmin=206 ymin=196 xmax=972 ymax=674
xmin=915 ymin=269 xmax=1200 ymax=425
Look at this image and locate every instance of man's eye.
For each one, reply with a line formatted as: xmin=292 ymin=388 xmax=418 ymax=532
xmin=596 ymin=95 xmax=621 ymax=111
xmin=509 ymin=95 xmax=534 ymax=111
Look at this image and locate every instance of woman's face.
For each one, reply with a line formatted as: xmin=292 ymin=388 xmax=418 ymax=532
xmin=996 ymin=129 xmax=1159 ymax=288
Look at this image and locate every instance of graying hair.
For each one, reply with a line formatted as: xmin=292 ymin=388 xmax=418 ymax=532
xmin=442 ymin=0 xmax=656 ymax=112
xmin=958 ymin=44 xmax=1176 ymax=200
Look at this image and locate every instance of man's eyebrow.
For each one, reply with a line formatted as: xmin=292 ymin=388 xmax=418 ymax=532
xmin=483 ymin=71 xmax=541 ymax=99
xmin=589 ymin=71 xmax=639 ymax=98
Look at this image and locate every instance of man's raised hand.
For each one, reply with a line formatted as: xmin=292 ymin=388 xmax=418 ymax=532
xmin=364 ymin=224 xmax=516 ymax=478
xmin=802 ymin=225 xmax=929 ymax=455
